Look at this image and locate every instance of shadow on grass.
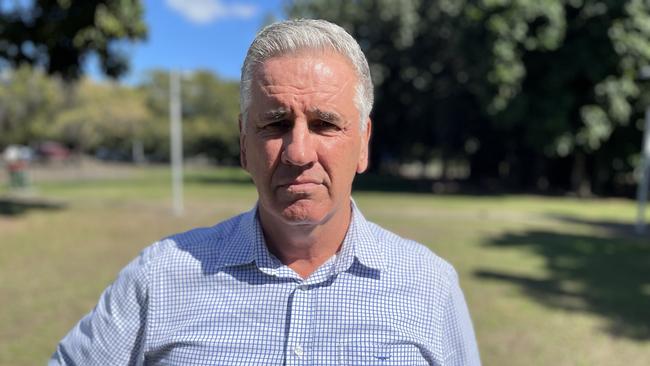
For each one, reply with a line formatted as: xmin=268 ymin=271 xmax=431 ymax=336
xmin=352 ymin=174 xmax=519 ymax=195
xmin=547 ymin=214 xmax=644 ymax=237
xmin=0 ymin=196 xmax=66 ymax=216
xmin=475 ymin=223 xmax=650 ymax=339
xmin=353 ymin=174 xmax=437 ymax=193
xmin=184 ymin=174 xmax=253 ymax=186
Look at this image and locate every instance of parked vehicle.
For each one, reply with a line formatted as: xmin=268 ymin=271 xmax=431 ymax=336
xmin=35 ymin=141 xmax=70 ymax=162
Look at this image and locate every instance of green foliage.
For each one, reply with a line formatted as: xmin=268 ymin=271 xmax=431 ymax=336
xmin=0 ymin=0 xmax=147 ymax=79
xmin=49 ymin=79 xmax=151 ymax=152
xmin=0 ymin=65 xmax=65 ymax=147
xmin=1 ymin=66 xmax=241 ymax=163
xmin=289 ymin=0 xmax=650 ymax=194
xmin=139 ymin=70 xmax=241 ymax=163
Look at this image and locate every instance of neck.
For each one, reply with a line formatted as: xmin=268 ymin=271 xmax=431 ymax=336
xmin=258 ymin=201 xmax=352 ymax=279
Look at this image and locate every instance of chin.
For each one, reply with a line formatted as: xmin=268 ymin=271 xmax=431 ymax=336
xmin=279 ymin=200 xmax=331 ymax=225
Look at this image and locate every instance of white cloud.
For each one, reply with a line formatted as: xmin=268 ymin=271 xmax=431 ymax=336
xmin=165 ymin=0 xmax=258 ymax=25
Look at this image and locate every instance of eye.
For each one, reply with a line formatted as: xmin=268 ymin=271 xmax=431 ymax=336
xmin=263 ymin=120 xmax=291 ymax=131
xmin=311 ymin=119 xmax=340 ymax=133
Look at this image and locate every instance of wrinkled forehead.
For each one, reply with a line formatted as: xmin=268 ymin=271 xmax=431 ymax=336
xmin=246 ymin=50 xmax=361 ymax=125
xmin=249 ymin=52 xmax=358 ymax=111
xmin=251 ymin=48 xmax=358 ymax=86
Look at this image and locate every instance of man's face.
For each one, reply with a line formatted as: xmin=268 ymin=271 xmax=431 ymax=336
xmin=240 ymin=50 xmax=371 ymax=226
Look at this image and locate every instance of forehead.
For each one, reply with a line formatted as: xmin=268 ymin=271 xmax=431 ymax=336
xmin=252 ymin=50 xmax=357 ymax=94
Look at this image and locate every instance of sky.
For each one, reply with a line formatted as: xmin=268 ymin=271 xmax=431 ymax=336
xmin=90 ymin=0 xmax=287 ymax=84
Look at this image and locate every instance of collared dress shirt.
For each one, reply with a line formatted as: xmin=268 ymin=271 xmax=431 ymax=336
xmin=50 ymin=201 xmax=481 ymax=365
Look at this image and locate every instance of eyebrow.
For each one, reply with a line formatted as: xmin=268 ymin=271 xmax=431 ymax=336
xmin=257 ymin=107 xmax=344 ymax=124
xmin=259 ymin=107 xmax=291 ymax=122
xmin=310 ymin=108 xmax=343 ymax=124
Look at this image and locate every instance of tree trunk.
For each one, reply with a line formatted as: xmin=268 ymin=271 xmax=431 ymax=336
xmin=571 ymin=151 xmax=592 ymax=197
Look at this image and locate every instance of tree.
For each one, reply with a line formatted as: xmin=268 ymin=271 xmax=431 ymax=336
xmin=0 ymin=0 xmax=147 ymax=80
xmin=474 ymin=0 xmax=650 ymax=195
xmin=289 ymin=0 xmax=650 ymax=195
xmin=49 ymin=79 xmax=151 ymax=155
xmin=139 ymin=70 xmax=241 ymax=163
xmin=0 ymin=65 xmax=65 ymax=148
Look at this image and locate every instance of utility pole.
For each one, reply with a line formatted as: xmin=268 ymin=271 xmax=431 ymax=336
xmin=169 ymin=70 xmax=184 ymax=216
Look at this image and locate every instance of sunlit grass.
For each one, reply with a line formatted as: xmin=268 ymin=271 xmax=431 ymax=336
xmin=1 ymin=164 xmax=649 ymax=366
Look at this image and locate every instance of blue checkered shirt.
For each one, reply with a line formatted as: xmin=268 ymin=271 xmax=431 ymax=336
xmin=50 ymin=201 xmax=480 ymax=365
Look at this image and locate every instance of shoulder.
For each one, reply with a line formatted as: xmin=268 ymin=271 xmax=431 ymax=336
xmin=366 ymin=220 xmax=459 ymax=287
xmin=137 ymin=212 xmax=249 ymax=273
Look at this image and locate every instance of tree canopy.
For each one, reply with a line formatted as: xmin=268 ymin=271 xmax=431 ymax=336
xmin=0 ymin=65 xmax=64 ymax=148
xmin=289 ymin=0 xmax=650 ymax=195
xmin=0 ymin=67 xmax=241 ymax=163
xmin=0 ymin=0 xmax=147 ymax=79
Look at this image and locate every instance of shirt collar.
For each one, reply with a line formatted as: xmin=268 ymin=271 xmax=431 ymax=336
xmin=334 ymin=199 xmax=386 ymax=273
xmin=215 ymin=199 xmax=386 ymax=273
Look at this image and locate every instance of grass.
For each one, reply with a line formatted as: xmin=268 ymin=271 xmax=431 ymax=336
xmin=1 ymin=163 xmax=649 ymax=365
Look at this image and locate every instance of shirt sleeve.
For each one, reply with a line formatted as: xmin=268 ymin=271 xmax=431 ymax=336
xmin=48 ymin=250 xmax=150 ymax=366
xmin=443 ymin=269 xmax=481 ymax=366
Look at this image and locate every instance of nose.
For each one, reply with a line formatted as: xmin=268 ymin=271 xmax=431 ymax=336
xmin=281 ymin=122 xmax=317 ymax=167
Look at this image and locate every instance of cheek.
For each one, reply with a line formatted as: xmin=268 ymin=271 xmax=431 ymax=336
xmin=254 ymin=140 xmax=283 ymax=170
xmin=319 ymin=142 xmax=360 ymax=176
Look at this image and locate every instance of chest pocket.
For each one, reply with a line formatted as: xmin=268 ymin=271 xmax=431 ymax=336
xmin=341 ymin=341 xmax=430 ymax=366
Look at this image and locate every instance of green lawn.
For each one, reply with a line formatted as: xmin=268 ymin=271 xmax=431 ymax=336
xmin=1 ymin=163 xmax=649 ymax=365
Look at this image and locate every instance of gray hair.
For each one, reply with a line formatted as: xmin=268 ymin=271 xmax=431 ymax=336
xmin=240 ymin=19 xmax=373 ymax=131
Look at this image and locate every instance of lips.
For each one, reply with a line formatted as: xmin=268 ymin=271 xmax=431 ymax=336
xmin=277 ymin=178 xmax=324 ymax=194
xmin=278 ymin=177 xmax=323 ymax=187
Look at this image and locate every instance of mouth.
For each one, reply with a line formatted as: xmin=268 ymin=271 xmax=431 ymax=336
xmin=286 ymin=182 xmax=320 ymax=189
xmin=278 ymin=179 xmax=323 ymax=193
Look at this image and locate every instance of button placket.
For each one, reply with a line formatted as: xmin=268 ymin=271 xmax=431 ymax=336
xmin=285 ymin=283 xmax=311 ymax=365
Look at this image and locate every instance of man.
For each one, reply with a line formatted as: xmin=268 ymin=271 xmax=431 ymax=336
xmin=50 ymin=19 xmax=480 ymax=365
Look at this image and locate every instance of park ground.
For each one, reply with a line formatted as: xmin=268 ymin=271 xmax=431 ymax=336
xmin=1 ymin=161 xmax=649 ymax=365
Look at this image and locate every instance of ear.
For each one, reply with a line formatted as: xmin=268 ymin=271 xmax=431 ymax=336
xmin=356 ymin=117 xmax=372 ymax=173
xmin=239 ymin=114 xmax=248 ymax=170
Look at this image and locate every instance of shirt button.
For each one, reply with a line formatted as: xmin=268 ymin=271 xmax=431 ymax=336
xmin=294 ymin=344 xmax=304 ymax=357
xmin=298 ymin=284 xmax=308 ymax=291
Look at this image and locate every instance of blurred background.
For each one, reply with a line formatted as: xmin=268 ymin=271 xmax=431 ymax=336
xmin=1 ymin=0 xmax=649 ymax=365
